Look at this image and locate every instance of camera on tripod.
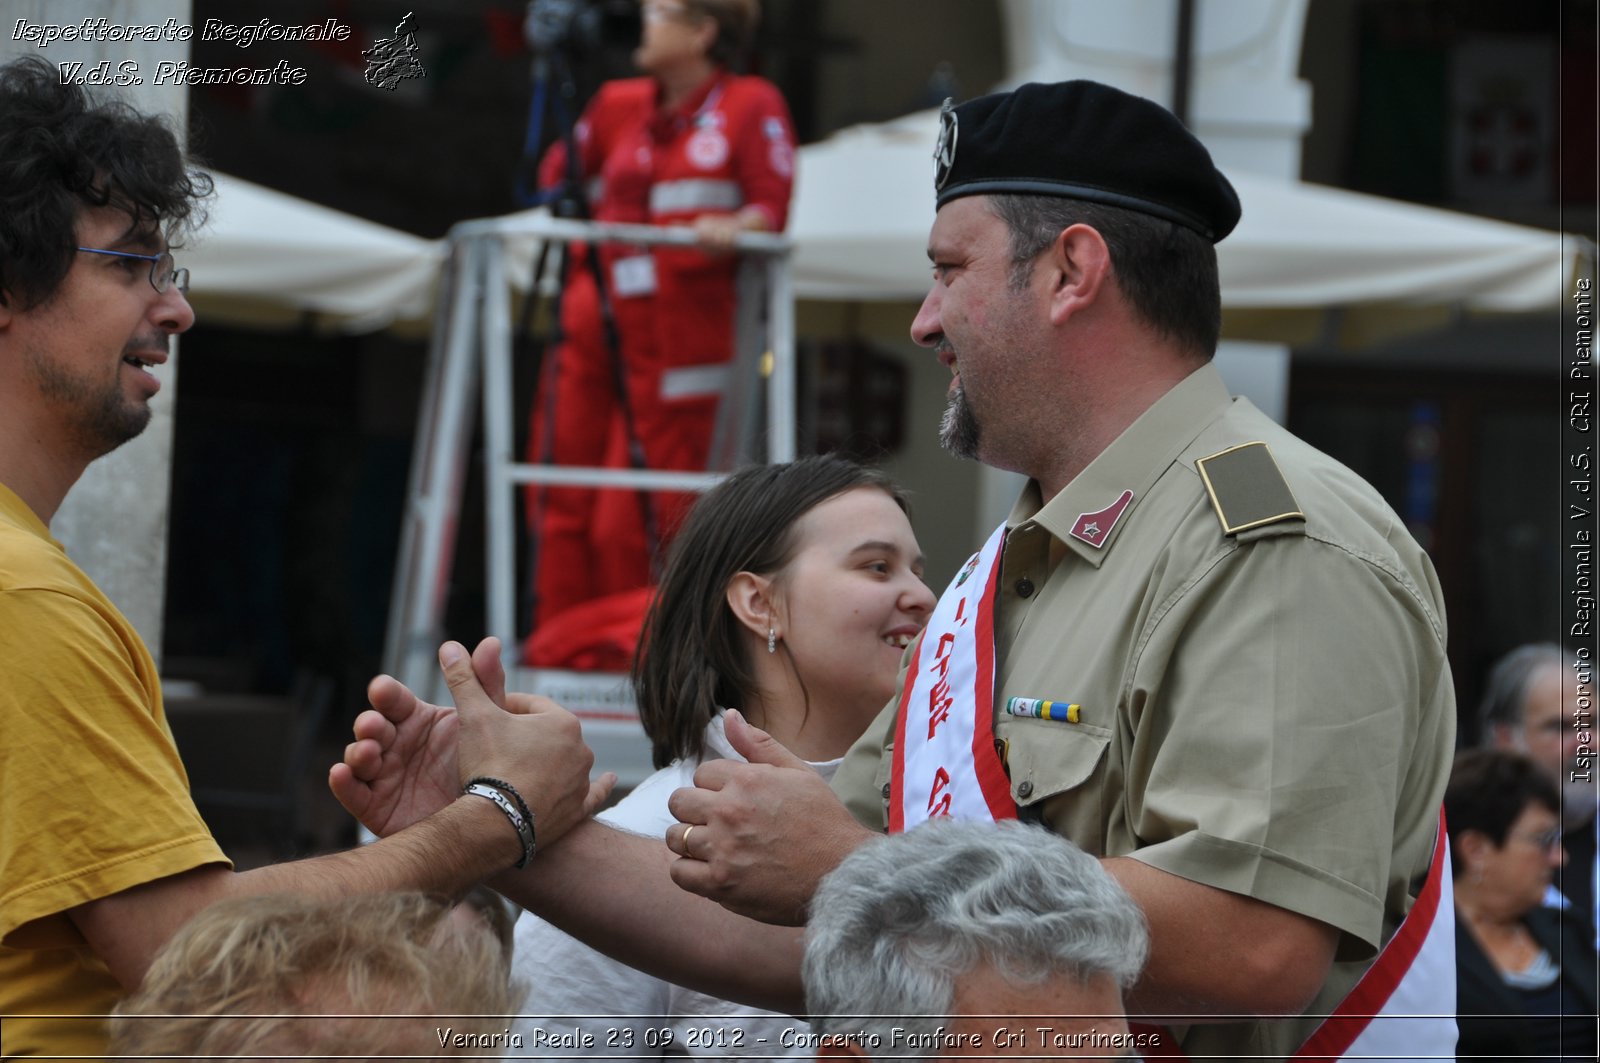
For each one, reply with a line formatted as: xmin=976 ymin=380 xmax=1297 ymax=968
xmin=524 ymin=0 xmax=641 ymax=56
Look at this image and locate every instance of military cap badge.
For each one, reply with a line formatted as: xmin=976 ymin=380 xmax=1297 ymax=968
xmin=933 ymin=97 xmax=958 ymax=191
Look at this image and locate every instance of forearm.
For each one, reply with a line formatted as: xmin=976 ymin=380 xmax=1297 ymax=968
xmin=1105 ymin=856 xmax=1337 ymax=1019
xmin=492 ymin=820 xmax=806 ymax=1014
xmin=237 ymin=795 xmax=520 ymax=900
xmin=74 ymin=797 xmax=523 ymax=989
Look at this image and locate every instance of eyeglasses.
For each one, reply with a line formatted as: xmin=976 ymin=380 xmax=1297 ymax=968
xmin=1512 ymin=826 xmax=1564 ymax=851
xmin=76 ymin=247 xmax=190 ymax=294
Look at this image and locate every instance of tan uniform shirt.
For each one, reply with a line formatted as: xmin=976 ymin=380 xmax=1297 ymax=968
xmin=834 ymin=363 xmax=1456 ymax=1060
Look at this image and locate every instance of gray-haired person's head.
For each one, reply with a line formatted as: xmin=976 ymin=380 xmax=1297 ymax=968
xmin=802 ymin=819 xmax=1148 ymax=1055
xmin=1478 ymin=643 xmax=1571 ymax=739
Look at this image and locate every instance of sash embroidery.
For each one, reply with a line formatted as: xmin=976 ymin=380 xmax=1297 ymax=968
xmin=889 ymin=522 xmax=1015 ymax=831
xmin=886 ymin=518 xmax=1456 ymax=1061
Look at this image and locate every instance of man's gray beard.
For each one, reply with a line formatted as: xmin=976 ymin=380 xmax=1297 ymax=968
xmin=938 ymin=382 xmax=980 ymax=460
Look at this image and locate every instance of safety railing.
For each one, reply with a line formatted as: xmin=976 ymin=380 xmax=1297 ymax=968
xmin=381 ymin=214 xmax=793 ymax=784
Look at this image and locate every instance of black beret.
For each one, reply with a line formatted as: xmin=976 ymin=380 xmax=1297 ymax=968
xmin=933 ymin=80 xmax=1241 ymax=242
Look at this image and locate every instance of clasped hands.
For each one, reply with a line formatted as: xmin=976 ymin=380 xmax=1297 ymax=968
xmin=330 ymin=638 xmax=873 ymax=923
xmin=329 ymin=637 xmax=615 ymax=860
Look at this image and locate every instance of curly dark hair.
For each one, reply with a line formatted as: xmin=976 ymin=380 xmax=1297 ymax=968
xmin=0 ymin=56 xmax=212 ymax=310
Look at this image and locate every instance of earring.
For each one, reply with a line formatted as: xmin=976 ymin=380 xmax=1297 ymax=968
xmin=767 ymin=626 xmax=777 ymax=654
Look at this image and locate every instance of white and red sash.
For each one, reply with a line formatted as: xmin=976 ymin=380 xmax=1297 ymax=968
xmin=887 ymin=520 xmax=1457 ymax=1061
xmin=1133 ymin=814 xmax=1457 ymax=1061
xmin=1290 ymin=815 xmax=1456 ymax=1061
xmin=888 ymin=523 xmax=1015 ymax=831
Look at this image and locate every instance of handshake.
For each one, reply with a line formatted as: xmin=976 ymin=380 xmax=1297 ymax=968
xmin=329 ymin=636 xmax=868 ymax=931
xmin=329 ymin=636 xmax=617 ymax=861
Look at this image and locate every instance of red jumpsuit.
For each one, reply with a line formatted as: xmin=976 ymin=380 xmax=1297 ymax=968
xmin=526 ymin=71 xmax=796 ymax=646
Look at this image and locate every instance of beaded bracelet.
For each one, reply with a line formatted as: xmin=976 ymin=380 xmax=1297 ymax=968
xmin=463 ymin=781 xmax=534 ymax=869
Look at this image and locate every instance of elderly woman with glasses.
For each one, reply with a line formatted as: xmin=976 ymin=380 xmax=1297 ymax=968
xmin=1445 ymin=748 xmax=1597 ymax=1062
xmin=523 ymin=0 xmax=796 ymax=659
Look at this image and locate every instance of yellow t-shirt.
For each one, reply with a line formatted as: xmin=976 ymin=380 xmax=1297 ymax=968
xmin=0 ymin=484 xmax=228 ymax=1058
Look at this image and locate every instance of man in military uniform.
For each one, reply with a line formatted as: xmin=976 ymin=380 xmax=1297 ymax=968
xmin=339 ymin=81 xmax=1457 ymax=1059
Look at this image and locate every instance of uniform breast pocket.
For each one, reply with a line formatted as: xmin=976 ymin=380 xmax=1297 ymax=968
xmin=1002 ymin=718 xmax=1114 ymax=846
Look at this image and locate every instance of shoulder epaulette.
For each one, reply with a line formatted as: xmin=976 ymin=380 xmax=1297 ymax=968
xmin=1195 ymin=441 xmax=1305 ymax=536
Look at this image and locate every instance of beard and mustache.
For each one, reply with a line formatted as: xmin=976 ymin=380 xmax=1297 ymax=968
xmin=938 ymin=378 xmax=981 ymax=461
xmin=24 ymin=342 xmax=154 ymax=458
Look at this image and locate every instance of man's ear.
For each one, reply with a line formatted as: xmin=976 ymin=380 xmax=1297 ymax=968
xmin=1045 ymin=222 xmax=1111 ymax=327
xmin=725 ymin=571 xmax=777 ymax=640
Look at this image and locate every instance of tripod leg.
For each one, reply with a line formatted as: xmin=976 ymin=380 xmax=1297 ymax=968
xmin=582 ymin=245 xmax=664 ymax=573
xmin=521 ymin=238 xmax=561 ymax=634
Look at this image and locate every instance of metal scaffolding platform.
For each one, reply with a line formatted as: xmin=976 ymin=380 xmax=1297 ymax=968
xmin=381 ymin=214 xmax=794 ymax=786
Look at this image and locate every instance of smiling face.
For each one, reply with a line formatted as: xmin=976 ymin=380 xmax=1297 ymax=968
xmin=6 ymin=205 xmax=192 ymax=460
xmin=912 ymin=196 xmax=1050 ymax=473
xmin=769 ymin=486 xmax=935 ymax=733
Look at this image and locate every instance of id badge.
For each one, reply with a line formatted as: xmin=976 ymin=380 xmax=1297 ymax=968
xmin=611 ymin=253 xmax=657 ymax=297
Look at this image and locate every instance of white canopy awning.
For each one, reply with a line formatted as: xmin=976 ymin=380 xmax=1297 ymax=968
xmin=788 ymin=110 xmax=1586 ymax=315
xmin=182 ymin=173 xmax=444 ymax=332
xmin=178 ymin=139 xmax=1586 ymax=344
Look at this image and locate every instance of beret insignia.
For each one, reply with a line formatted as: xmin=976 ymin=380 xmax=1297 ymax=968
xmin=933 ymin=97 xmax=958 ymax=192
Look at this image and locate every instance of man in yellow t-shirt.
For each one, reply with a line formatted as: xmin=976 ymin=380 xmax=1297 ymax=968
xmin=0 ymin=484 xmax=229 ymax=1056
xmin=0 ymin=57 xmax=608 ymax=1057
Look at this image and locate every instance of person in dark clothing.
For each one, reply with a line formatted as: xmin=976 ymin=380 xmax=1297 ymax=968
xmin=1446 ymin=749 xmax=1598 ymax=1062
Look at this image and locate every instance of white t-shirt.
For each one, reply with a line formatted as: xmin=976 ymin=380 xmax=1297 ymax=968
xmin=510 ymin=713 xmax=839 ymax=1057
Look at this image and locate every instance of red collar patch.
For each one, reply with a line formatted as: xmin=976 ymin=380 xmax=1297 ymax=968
xmin=1069 ymin=489 xmax=1134 ymax=548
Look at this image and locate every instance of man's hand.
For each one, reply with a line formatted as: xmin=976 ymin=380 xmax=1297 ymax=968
xmin=664 ymin=709 xmax=875 ymax=925
xmin=444 ymin=638 xmax=614 ymax=848
xmin=331 ymin=638 xmax=614 ymax=845
xmin=329 ymin=668 xmax=462 ymax=839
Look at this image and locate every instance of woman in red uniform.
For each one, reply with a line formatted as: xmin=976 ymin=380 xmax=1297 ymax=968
xmin=526 ymin=0 xmax=795 ymax=666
